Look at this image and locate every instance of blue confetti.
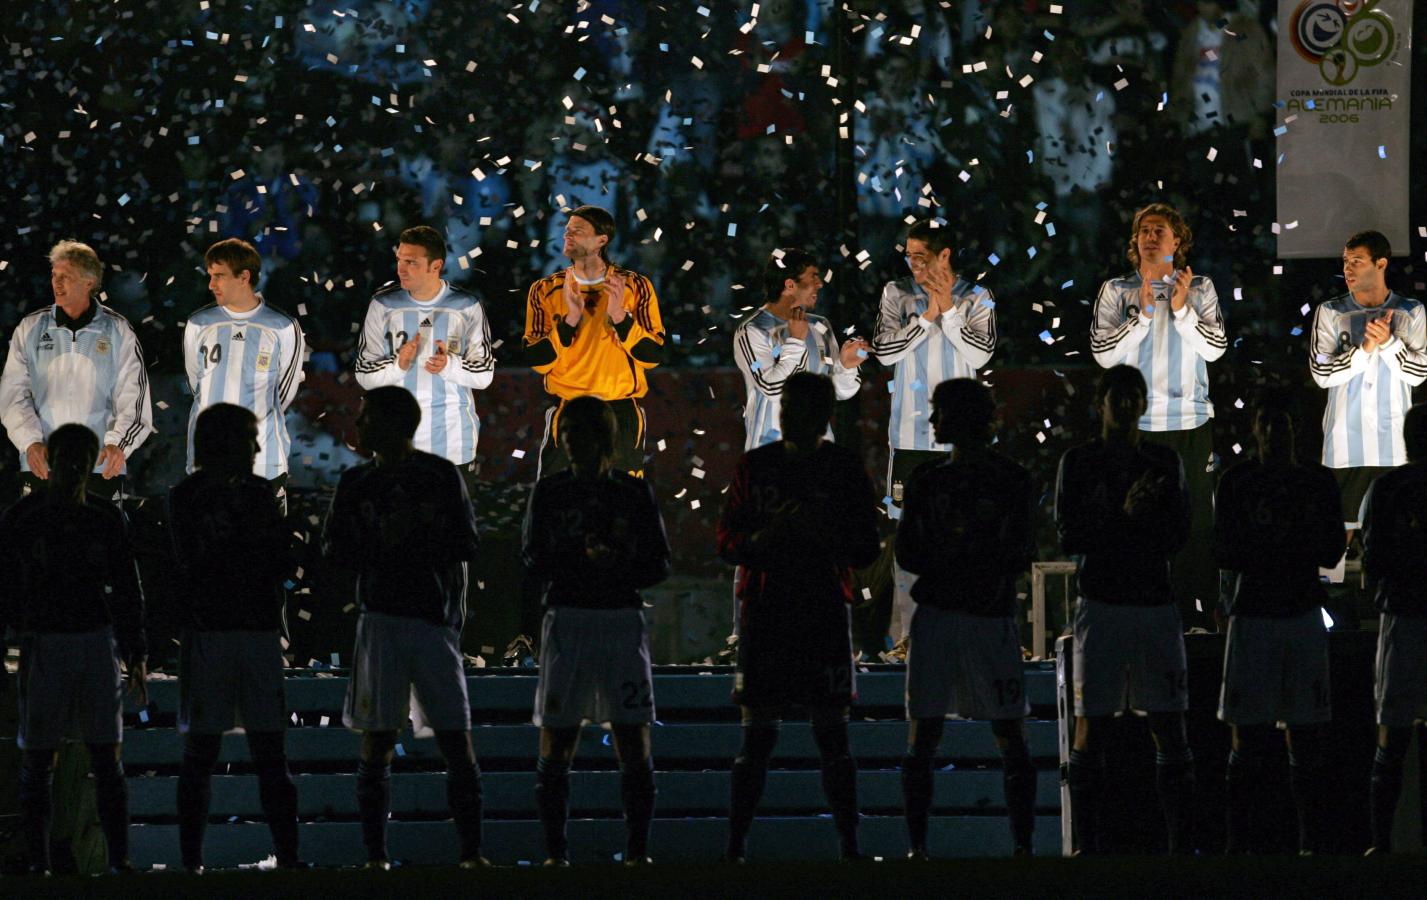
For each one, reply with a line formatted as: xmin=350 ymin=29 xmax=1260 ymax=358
xmin=987 ymin=253 xmax=1001 ymax=266
xmin=1027 ymin=247 xmax=1037 ymax=259
xmin=727 ymin=223 xmax=737 ymax=237
xmin=573 ymin=67 xmax=587 ymax=81
xmin=1035 ymin=201 xmax=1048 ymax=211
xmin=1290 ymin=326 xmax=1303 ymax=336
xmin=1305 ymin=99 xmax=1316 ymax=110
xmin=1039 ymin=330 xmax=1054 ymax=345
xmin=1060 ymin=280 xmax=1074 ymax=289
xmin=395 ymin=743 xmax=406 ymax=757
xmin=980 ymin=298 xmax=996 ymax=308
xmin=1046 ymin=223 xmax=1056 ymax=237
xmin=855 ymin=348 xmax=867 ymax=359
xmin=1026 ymin=150 xmax=1034 ymax=163
xmin=1378 ymin=145 xmax=1387 ymax=159
xmin=139 ymin=708 xmax=149 ymax=723
xmin=1274 ymin=125 xmax=1288 ymax=137
xmin=911 ymin=379 xmax=925 ymax=392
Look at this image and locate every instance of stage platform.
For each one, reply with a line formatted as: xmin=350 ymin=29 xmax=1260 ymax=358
xmin=2 ymin=664 xmax=1062 ymax=870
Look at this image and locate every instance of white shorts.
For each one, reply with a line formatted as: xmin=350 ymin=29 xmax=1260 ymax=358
xmin=344 ymin=612 xmax=470 ymax=733
xmin=17 ymin=629 xmax=124 ymax=749
xmin=1073 ymin=599 xmax=1188 ymax=717
xmin=906 ymin=606 xmax=1029 ymax=721
xmin=534 ymin=607 xmax=655 ymax=729
xmin=1218 ymin=610 xmax=1331 ymax=726
xmin=178 ymin=630 xmax=288 ymax=734
xmin=1375 ymin=613 xmax=1427 ymax=728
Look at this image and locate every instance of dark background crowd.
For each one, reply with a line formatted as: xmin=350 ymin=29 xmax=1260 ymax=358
xmin=1 ymin=0 xmax=1424 ymax=662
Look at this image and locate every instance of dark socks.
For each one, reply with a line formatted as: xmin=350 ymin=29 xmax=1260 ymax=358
xmin=18 ymin=750 xmax=55 ymax=872
xmin=1001 ymin=739 xmax=1037 ymax=852
xmin=1370 ymin=745 xmax=1403 ymax=853
xmin=1067 ymin=748 xmax=1104 ymax=855
xmin=87 ymin=747 xmax=130 ymax=867
xmin=813 ymin=721 xmax=859 ymax=858
xmin=253 ymin=753 xmax=300 ymax=866
xmin=177 ymin=736 xmax=220 ymax=868
xmin=620 ymin=757 xmax=657 ymax=859
xmin=1288 ymin=749 xmax=1325 ymax=854
xmin=1224 ymin=747 xmax=1259 ymax=854
xmin=1155 ymin=747 xmax=1195 ymax=854
xmin=535 ymin=757 xmax=571 ymax=861
xmin=900 ymin=753 xmax=934 ymax=852
xmin=355 ymin=759 xmax=392 ymax=863
xmin=727 ymin=723 xmax=779 ymax=859
xmin=446 ymin=763 xmax=484 ymax=862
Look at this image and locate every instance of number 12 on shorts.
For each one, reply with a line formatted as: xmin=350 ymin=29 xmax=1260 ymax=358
xmin=620 ymin=679 xmax=653 ymax=710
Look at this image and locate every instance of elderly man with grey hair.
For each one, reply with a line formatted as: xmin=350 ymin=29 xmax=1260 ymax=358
xmin=0 ymin=240 xmax=154 ymax=499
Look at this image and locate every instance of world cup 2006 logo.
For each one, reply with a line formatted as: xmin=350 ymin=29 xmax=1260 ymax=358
xmin=1289 ymin=0 xmax=1398 ymax=85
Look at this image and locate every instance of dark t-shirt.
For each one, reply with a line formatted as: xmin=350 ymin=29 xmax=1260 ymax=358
xmin=717 ymin=440 xmax=880 ymax=619
xmin=0 ymin=490 xmax=146 ymax=663
xmin=322 ymin=451 xmax=479 ymax=629
xmin=168 ymin=469 xmax=295 ymax=631
xmin=1362 ymin=461 xmax=1427 ymax=616
xmin=522 ymin=469 xmax=671 ymax=609
xmin=1214 ymin=458 xmax=1344 ymax=617
xmin=896 ymin=449 xmax=1034 ymax=617
xmin=1055 ymin=438 xmax=1188 ymax=605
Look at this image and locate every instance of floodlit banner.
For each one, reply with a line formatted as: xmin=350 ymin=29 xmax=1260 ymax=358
xmin=1276 ymin=0 xmax=1413 ymax=258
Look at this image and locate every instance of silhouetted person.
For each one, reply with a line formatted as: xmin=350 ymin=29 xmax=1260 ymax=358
xmin=168 ymin=403 xmax=302 ymax=871
xmin=523 ymin=395 xmax=671 ymax=866
xmin=322 ymin=386 xmax=485 ymax=869
xmin=1056 ymin=365 xmax=1193 ymax=854
xmin=1214 ymin=394 xmax=1343 ymax=854
xmin=1362 ymin=403 xmax=1427 ymax=854
xmin=717 ymin=372 xmax=880 ymax=861
xmin=0 ymin=423 xmax=146 ymax=874
xmin=897 ymin=379 xmax=1035 ymax=858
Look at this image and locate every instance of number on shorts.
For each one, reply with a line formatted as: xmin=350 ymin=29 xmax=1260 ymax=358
xmin=993 ymin=678 xmax=1022 ymax=707
xmin=1164 ymin=670 xmax=1188 ymax=698
xmin=620 ymin=679 xmax=653 ymax=710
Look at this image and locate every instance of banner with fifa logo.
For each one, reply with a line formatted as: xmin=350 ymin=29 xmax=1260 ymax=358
xmin=1276 ymin=0 xmax=1413 ymax=258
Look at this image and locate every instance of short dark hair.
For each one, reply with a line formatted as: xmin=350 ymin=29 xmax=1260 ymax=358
xmin=1345 ymin=230 xmax=1391 ymax=263
xmin=779 ymin=372 xmax=836 ymax=442
xmin=362 ymin=386 xmax=422 ymax=442
xmin=1127 ymin=203 xmax=1193 ymax=270
xmin=205 ymin=237 xmax=262 ymax=285
xmin=931 ymin=378 xmax=997 ymax=445
xmin=906 ymin=220 xmax=954 ymax=257
xmin=569 ymin=205 xmax=615 ymax=262
xmin=761 ymin=248 xmax=819 ymax=301
xmin=398 ymin=225 xmax=447 ymax=269
xmin=194 ymin=403 xmax=259 ymax=471
xmin=1404 ymin=403 xmax=1427 ymax=462
xmin=557 ymin=395 xmax=618 ymax=469
xmin=1251 ymin=388 xmax=1296 ymax=462
xmin=1095 ymin=364 xmax=1148 ymax=407
xmin=47 ymin=423 xmax=100 ymax=486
